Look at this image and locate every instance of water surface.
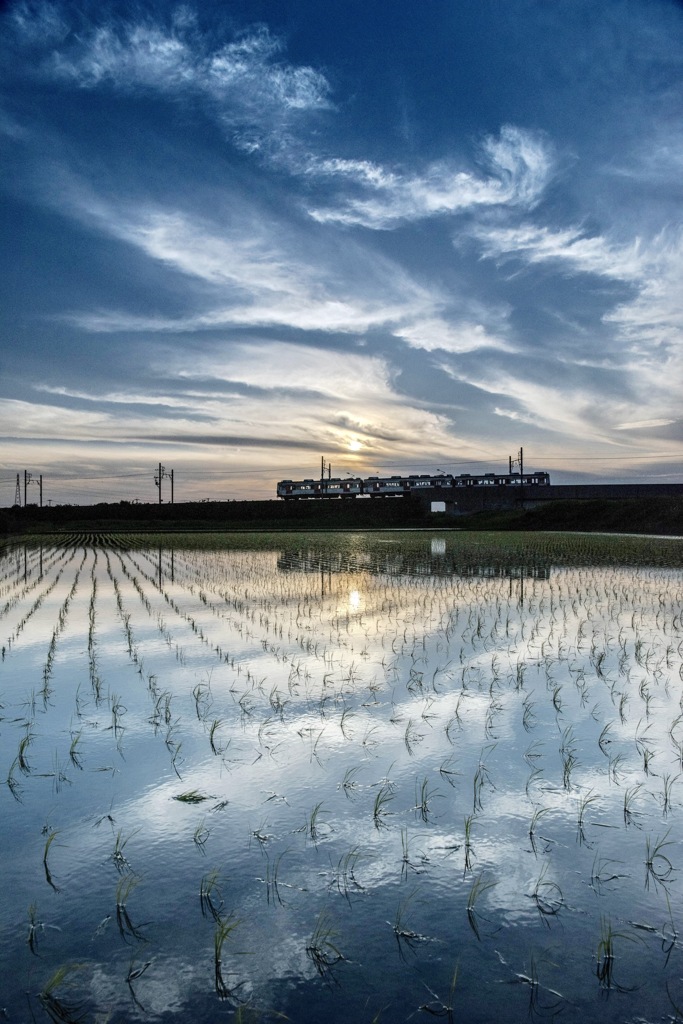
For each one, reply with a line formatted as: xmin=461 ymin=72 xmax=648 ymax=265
xmin=1 ymin=531 xmax=683 ymax=1022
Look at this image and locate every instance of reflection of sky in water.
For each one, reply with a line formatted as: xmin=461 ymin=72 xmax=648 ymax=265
xmin=1 ymin=533 xmax=682 ymax=1022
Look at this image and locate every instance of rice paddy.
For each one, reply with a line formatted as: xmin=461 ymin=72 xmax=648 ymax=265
xmin=1 ymin=529 xmax=683 ymax=1022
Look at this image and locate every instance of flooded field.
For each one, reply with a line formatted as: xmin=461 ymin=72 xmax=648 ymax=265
xmin=1 ymin=530 xmax=683 ymax=1023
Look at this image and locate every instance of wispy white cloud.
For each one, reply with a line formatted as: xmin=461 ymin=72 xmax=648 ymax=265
xmin=473 ymin=220 xmax=683 ymax=380
xmin=9 ymin=1 xmax=69 ymax=46
xmin=615 ymin=418 xmax=675 ymax=431
xmin=472 ymin=222 xmax=645 ymax=281
xmin=394 ymin=318 xmax=514 ymax=354
xmin=46 ymin=191 xmax=440 ymax=334
xmin=604 ymin=231 xmax=683 ymax=354
xmin=307 ymin=126 xmax=553 ymax=228
xmin=10 ymin=6 xmax=329 ymax=149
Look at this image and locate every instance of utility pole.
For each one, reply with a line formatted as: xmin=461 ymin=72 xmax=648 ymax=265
xmin=154 ymin=464 xmax=175 ymax=504
xmin=14 ymin=474 xmax=20 ymax=506
xmin=39 ymin=475 xmax=43 ymax=508
xmin=24 ymin=470 xmax=31 ymax=507
xmin=155 ymin=463 xmax=164 ymax=503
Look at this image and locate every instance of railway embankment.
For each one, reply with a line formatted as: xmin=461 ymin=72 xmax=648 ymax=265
xmin=1 ymin=493 xmax=682 ymax=536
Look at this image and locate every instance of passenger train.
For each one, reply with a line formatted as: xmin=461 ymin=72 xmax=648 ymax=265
xmin=276 ymin=470 xmax=550 ymax=499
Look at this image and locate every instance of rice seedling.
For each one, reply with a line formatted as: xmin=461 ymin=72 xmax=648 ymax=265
xmin=660 ymin=773 xmax=679 ymax=816
xmin=111 ymin=828 xmax=139 ymax=873
xmin=400 ymin=828 xmax=428 ymax=879
xmin=17 ymin=728 xmax=34 ymax=775
xmin=110 ymin=693 xmax=127 ymax=736
xmin=115 ymin=874 xmax=145 ymax=942
xmin=463 ymin=813 xmax=476 ymax=875
xmin=192 ymin=680 xmax=213 ymax=722
xmin=660 ymin=892 xmax=678 ymax=967
xmin=340 ymin=764 xmax=362 ymax=799
xmin=306 ymin=908 xmax=346 ymax=978
xmin=623 ymin=783 xmax=643 ymax=827
xmin=42 ymin=828 xmax=61 ymax=892
xmin=466 ymin=872 xmax=497 ymax=940
xmin=524 ymin=740 xmax=543 ymax=766
xmin=259 ymin=849 xmax=289 ymax=907
xmin=392 ymin=890 xmax=429 ymax=956
xmin=512 ymin=953 xmax=565 ymax=1018
xmin=27 ymin=901 xmax=43 ymax=955
xmin=208 ymin=718 xmax=224 ymax=755
xmin=193 ymin=819 xmax=211 ymax=852
xmin=200 ymin=868 xmax=224 ymax=920
xmin=68 ymin=730 xmax=84 ymax=770
xmin=403 ymin=718 xmax=424 ymax=755
xmin=528 ymin=806 xmax=551 ymax=857
xmin=645 ymin=830 xmax=675 ymax=892
xmin=214 ymin=912 xmax=245 ymax=1000
xmin=530 ymin=861 xmax=564 ymax=921
xmin=331 ymin=846 xmax=364 ymax=903
xmin=560 ymin=727 xmax=580 ymax=791
xmin=372 ymin=783 xmax=396 ymax=830
xmin=338 ymin=704 xmax=355 ymax=739
xmin=173 ymin=789 xmax=210 ymax=804
xmin=6 ymin=755 xmax=22 ymax=801
xmin=590 ymin=853 xmax=627 ymax=894
xmin=472 ymin=761 xmax=493 ymax=814
xmin=595 ymin=916 xmax=638 ymax=991
xmin=307 ymin=801 xmax=328 ymax=843
xmin=439 ymin=754 xmax=459 ymax=788
xmin=598 ymin=722 xmax=613 ymax=757
xmin=251 ymin=820 xmax=275 ymax=847
xmin=418 ymin=962 xmax=459 ymax=1023
xmin=414 ymin=776 xmax=440 ymax=824
xmin=126 ymin=956 xmax=153 ymax=1010
xmin=38 ymin=963 xmax=85 ymax=1024
xmin=576 ymin=790 xmax=599 ymax=844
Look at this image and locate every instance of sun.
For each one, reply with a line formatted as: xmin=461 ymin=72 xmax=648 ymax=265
xmin=348 ymin=438 xmax=362 ymax=452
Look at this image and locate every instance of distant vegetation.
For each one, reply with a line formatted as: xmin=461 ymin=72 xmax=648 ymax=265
xmin=1 ymin=494 xmax=681 ymax=537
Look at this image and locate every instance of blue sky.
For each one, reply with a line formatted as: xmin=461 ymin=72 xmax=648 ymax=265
xmin=1 ymin=0 xmax=682 ymax=504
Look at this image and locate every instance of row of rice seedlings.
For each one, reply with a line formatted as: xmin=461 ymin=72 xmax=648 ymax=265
xmin=1 ymin=547 xmax=75 ymax=660
xmin=40 ymin=550 xmax=87 ymax=706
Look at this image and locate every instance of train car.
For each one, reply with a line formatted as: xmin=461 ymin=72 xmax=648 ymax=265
xmin=276 ymin=478 xmax=363 ymax=499
xmin=364 ymin=475 xmax=412 ymax=496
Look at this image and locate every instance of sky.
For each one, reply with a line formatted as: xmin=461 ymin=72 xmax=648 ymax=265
xmin=1 ymin=0 xmax=682 ymax=505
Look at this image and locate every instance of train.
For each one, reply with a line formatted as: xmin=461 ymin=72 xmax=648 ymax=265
xmin=276 ymin=470 xmax=551 ymax=499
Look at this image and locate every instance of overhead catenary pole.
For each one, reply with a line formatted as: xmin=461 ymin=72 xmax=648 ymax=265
xmin=508 ymin=448 xmax=524 ymax=477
